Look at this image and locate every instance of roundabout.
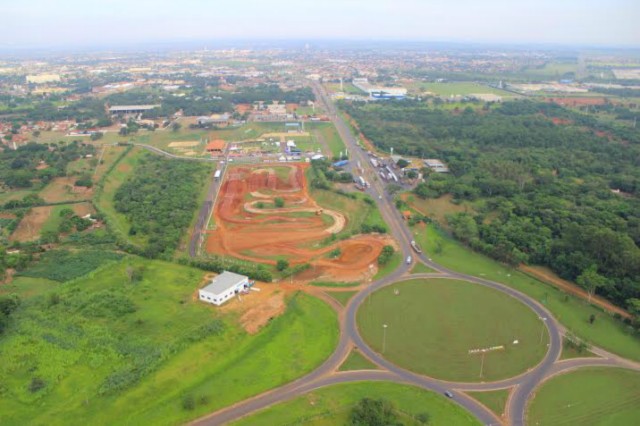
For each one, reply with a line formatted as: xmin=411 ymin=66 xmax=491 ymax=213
xmin=356 ymin=278 xmax=549 ymax=382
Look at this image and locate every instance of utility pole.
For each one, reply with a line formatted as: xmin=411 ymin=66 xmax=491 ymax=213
xmin=479 ymin=350 xmax=486 ymax=378
xmin=539 ymin=317 xmax=547 ymax=344
xmin=382 ymin=324 xmax=388 ymax=353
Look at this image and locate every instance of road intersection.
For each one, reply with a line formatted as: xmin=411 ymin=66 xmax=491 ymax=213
xmin=189 ymin=83 xmax=640 ymax=426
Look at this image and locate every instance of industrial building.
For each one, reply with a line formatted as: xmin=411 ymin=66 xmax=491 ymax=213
xmin=198 ymin=271 xmax=250 ymax=306
xmin=108 ymin=105 xmax=160 ymax=115
xmin=424 ymin=159 xmax=450 ymax=173
xmin=352 ymin=78 xmax=407 ymax=100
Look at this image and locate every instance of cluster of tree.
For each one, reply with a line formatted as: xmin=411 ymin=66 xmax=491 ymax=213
xmin=113 ymin=155 xmax=208 ymax=258
xmin=349 ymin=397 xmax=430 ymax=426
xmin=57 ymin=208 xmax=95 ymax=234
xmin=377 ymin=245 xmax=395 ymax=265
xmin=345 ymin=99 xmax=640 ymax=309
xmin=0 ymin=294 xmax=20 ymax=334
xmin=309 ymin=159 xmax=353 ymax=187
xmin=179 ymin=257 xmax=273 ymax=282
xmin=228 ymin=85 xmax=315 ymax=104
xmin=0 ymin=141 xmax=96 ymax=189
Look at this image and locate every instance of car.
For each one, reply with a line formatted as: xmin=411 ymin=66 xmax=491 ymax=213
xmin=406 ymin=256 xmax=412 ymax=264
xmin=444 ymin=391 xmax=454 ymax=398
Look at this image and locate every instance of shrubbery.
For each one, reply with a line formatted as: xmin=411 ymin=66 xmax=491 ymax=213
xmin=18 ymin=250 xmax=123 ymax=282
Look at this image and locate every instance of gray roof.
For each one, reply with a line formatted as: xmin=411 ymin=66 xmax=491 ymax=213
xmin=108 ymin=105 xmax=160 ymax=112
xmin=200 ymin=271 xmax=248 ymax=295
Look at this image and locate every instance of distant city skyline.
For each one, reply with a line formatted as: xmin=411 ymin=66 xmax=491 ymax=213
xmin=2 ymin=0 xmax=639 ymax=49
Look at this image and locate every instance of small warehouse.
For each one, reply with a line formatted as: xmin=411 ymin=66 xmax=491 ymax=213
xmin=199 ymin=271 xmax=250 ymax=306
xmin=206 ymin=139 xmax=226 ymax=154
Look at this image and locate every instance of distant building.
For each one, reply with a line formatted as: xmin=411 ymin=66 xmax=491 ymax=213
xmin=352 ymin=78 xmax=407 ymax=100
xmin=198 ymin=271 xmax=250 ymax=306
xmin=424 ymin=159 xmax=449 ymax=173
xmin=197 ymin=113 xmax=231 ymax=126
xmin=108 ymin=105 xmax=160 ymax=115
xmin=206 ymin=139 xmax=226 ymax=154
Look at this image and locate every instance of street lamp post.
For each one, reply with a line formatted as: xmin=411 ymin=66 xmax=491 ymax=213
xmin=382 ymin=324 xmax=388 ymax=353
xmin=539 ymin=317 xmax=547 ymax=344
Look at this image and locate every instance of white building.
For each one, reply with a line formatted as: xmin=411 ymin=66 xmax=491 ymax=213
xmin=424 ymin=159 xmax=450 ymax=173
xmin=198 ymin=271 xmax=250 ymax=306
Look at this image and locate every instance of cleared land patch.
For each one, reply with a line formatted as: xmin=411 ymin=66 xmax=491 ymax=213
xmin=357 ymin=278 xmax=548 ymax=382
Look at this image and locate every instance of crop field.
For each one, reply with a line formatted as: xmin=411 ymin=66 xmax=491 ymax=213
xmin=0 ymin=258 xmax=338 ymax=426
xmin=230 ymin=382 xmax=481 ymax=426
xmin=527 ymin=368 xmax=640 ymax=425
xmin=357 ymin=278 xmax=548 ymax=382
xmin=413 ymin=224 xmax=640 ymax=362
xmin=205 ymin=163 xmax=392 ymax=282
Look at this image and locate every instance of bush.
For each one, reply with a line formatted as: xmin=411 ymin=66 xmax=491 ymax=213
xmin=276 ymin=259 xmax=289 ymax=271
xmin=274 ymin=197 xmax=285 ymax=208
xmin=182 ymin=394 xmax=195 ymax=411
xmin=350 ymin=398 xmax=400 ymax=426
xmin=377 ymin=245 xmax=395 ymax=265
xmin=18 ymin=250 xmax=123 ymax=282
xmin=28 ymin=377 xmax=46 ymax=393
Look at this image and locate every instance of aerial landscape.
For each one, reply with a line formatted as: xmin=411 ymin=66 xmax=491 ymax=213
xmin=1 ymin=1 xmax=639 ymax=425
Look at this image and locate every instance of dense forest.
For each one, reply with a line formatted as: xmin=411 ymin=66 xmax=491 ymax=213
xmin=343 ymin=100 xmax=640 ymax=309
xmin=113 ymin=155 xmax=208 ymax=258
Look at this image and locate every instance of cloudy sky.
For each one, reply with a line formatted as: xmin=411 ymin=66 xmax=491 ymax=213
xmin=2 ymin=0 xmax=639 ymax=48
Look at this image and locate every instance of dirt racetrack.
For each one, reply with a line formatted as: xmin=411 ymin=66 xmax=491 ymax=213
xmin=205 ymin=163 xmax=391 ymax=282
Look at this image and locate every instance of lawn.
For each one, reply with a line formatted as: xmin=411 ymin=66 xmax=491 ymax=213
xmin=527 ymin=368 xmax=640 ymax=426
xmin=357 ymin=278 xmax=548 ymax=382
xmin=414 ymin=224 xmax=640 ymax=362
xmin=329 ymin=291 xmax=357 ymax=306
xmin=373 ymin=251 xmax=402 ymax=280
xmin=466 ymin=389 xmax=510 ymax=418
xmin=339 ymin=349 xmax=378 ymax=371
xmin=230 ymin=382 xmax=481 ymax=426
xmin=0 ymin=258 xmax=339 ymax=426
xmin=307 ymin=122 xmax=347 ymax=158
xmin=411 ymin=262 xmax=436 ymax=274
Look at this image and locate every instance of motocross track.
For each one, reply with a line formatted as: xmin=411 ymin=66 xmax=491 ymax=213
xmin=205 ymin=164 xmax=391 ymax=282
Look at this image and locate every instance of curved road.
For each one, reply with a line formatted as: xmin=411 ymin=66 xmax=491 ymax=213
xmin=186 ymin=83 xmax=639 ymax=426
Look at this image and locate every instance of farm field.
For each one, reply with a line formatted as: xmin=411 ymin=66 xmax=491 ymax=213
xmin=527 ymin=368 xmax=640 ymax=425
xmin=205 ymin=163 xmax=392 ymax=282
xmin=412 ymin=224 xmax=640 ymax=362
xmin=230 ymin=382 xmax=481 ymax=426
xmin=357 ymin=278 xmax=548 ymax=382
xmin=0 ymin=258 xmax=339 ymax=426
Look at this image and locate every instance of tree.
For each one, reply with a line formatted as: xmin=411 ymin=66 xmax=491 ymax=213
xmin=349 ymin=398 xmax=401 ymax=426
xmin=396 ymin=159 xmax=410 ymax=169
xmin=589 ymin=313 xmax=596 ymax=324
xmin=274 ymin=197 xmax=285 ymax=208
xmin=171 ymin=122 xmax=182 ymax=132
xmin=90 ymin=132 xmax=103 ymax=141
xmin=276 ymin=259 xmax=289 ymax=271
xmin=576 ymin=264 xmax=609 ymax=303
xmin=406 ymin=170 xmax=418 ymax=179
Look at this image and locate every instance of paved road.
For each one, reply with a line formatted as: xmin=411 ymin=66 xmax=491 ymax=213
xmin=188 ymin=84 xmax=640 ymax=426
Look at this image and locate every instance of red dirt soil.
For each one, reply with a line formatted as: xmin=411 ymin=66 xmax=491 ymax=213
xmin=205 ymin=163 xmax=391 ymax=282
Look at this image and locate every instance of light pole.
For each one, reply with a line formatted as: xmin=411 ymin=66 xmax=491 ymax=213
xmin=539 ymin=317 xmax=547 ymax=344
xmin=382 ymin=324 xmax=388 ymax=353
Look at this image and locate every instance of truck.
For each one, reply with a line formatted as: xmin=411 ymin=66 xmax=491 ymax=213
xmin=370 ymin=158 xmax=379 ymax=168
xmin=332 ymin=159 xmax=349 ymax=168
xmin=410 ymin=240 xmax=423 ymax=254
xmin=358 ymin=176 xmax=366 ymax=187
xmin=214 ymin=170 xmax=222 ymax=180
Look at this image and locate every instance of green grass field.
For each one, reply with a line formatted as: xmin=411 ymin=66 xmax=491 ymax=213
xmin=467 ymin=389 xmax=510 ymax=418
xmin=414 ymin=224 xmax=640 ymax=362
xmin=357 ymin=278 xmax=548 ymax=382
xmin=411 ymin=82 xmax=515 ymax=98
xmin=411 ymin=262 xmax=436 ymax=274
xmin=307 ymin=122 xmax=347 ymax=158
xmin=230 ymin=381 xmax=481 ymax=426
xmin=374 ymin=251 xmax=402 ymax=280
xmin=329 ymin=291 xmax=357 ymax=306
xmin=339 ymin=350 xmax=378 ymax=371
xmin=0 ymin=258 xmax=339 ymax=426
xmin=527 ymin=368 xmax=640 ymax=425
xmin=94 ymin=147 xmax=145 ymax=245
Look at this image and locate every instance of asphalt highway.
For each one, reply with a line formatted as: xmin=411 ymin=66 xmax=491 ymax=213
xmin=188 ymin=84 xmax=639 ymax=426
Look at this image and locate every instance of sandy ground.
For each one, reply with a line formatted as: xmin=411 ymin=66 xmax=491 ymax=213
xmin=205 ymin=163 xmax=392 ymax=282
xmin=168 ymin=141 xmax=200 ymax=148
xmin=519 ymin=265 xmax=632 ymax=319
xmin=72 ymin=202 xmax=96 ymax=218
xmin=10 ymin=206 xmax=53 ymax=242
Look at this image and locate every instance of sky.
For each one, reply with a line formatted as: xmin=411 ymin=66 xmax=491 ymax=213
xmin=2 ymin=0 xmax=639 ymax=48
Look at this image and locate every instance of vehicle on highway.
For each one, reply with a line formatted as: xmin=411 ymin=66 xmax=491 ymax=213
xmin=406 ymin=255 xmax=412 ymax=264
xmin=444 ymin=391 xmax=454 ymax=398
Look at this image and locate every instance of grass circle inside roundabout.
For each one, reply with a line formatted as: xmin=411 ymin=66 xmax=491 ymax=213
xmin=356 ymin=278 xmax=549 ymax=382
